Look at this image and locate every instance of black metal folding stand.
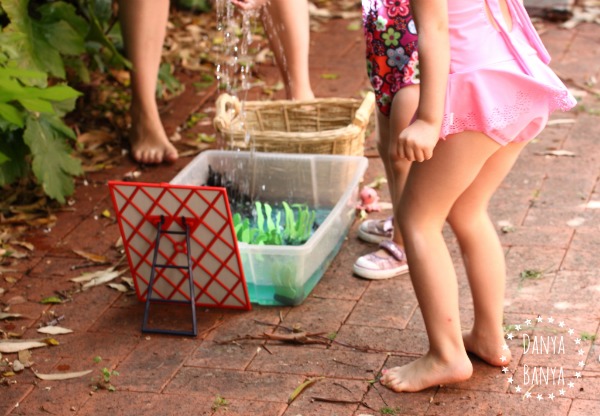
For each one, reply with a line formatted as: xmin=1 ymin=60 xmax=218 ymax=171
xmin=142 ymin=215 xmax=198 ymax=336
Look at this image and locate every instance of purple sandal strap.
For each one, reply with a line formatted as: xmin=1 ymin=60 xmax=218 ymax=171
xmin=380 ymin=216 xmax=394 ymax=233
xmin=378 ymin=240 xmax=405 ymax=262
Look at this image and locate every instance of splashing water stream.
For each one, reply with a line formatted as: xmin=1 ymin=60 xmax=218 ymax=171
xmin=212 ymin=0 xmax=296 ymax=213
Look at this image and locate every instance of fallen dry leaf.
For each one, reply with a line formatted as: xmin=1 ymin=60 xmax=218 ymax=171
xmin=73 ymin=250 xmax=109 ymax=264
xmin=121 ymin=277 xmax=135 ymax=289
xmin=12 ymin=360 xmax=25 ymax=372
xmin=77 ymin=130 xmax=116 ymax=151
xmin=44 ymin=338 xmax=60 ymax=346
xmin=7 ymin=296 xmax=26 ymax=305
xmin=582 ymin=200 xmax=600 ymax=209
xmin=37 ymin=326 xmax=74 ymax=335
xmin=11 ymin=240 xmax=34 ymax=251
xmin=288 ymin=377 xmax=324 ymax=404
xmin=70 ymin=266 xmax=125 ymax=286
xmin=567 ymin=217 xmax=586 ymax=227
xmin=18 ymin=349 xmax=33 ymax=367
xmin=546 ymin=118 xmax=576 ymax=126
xmin=34 ymin=370 xmax=93 ymax=381
xmin=0 ymin=312 xmax=23 ymax=320
xmin=539 ymin=149 xmax=576 ymax=157
xmin=0 ymin=340 xmax=48 ymax=353
xmin=4 ymin=249 xmax=28 ymax=259
xmin=81 ymin=269 xmax=126 ymax=290
xmin=107 ymin=283 xmax=129 ymax=293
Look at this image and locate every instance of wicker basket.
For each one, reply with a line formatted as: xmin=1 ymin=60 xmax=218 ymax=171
xmin=213 ymin=92 xmax=375 ymax=156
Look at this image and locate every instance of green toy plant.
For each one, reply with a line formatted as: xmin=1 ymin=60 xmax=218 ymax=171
xmin=233 ymin=201 xmax=316 ymax=246
xmin=232 ymin=201 xmax=318 ymax=305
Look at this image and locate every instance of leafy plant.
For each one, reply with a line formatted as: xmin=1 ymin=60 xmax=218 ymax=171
xmin=176 ymin=0 xmax=212 ymax=13
xmin=156 ymin=62 xmax=184 ymax=99
xmin=517 ymin=267 xmax=548 ymax=289
xmin=91 ymin=367 xmax=118 ymax=392
xmin=581 ymin=332 xmax=596 ymax=342
xmin=0 ymin=0 xmax=129 ymax=203
xmin=91 ymin=357 xmax=119 ymax=392
xmin=211 ymin=395 xmax=227 ymax=411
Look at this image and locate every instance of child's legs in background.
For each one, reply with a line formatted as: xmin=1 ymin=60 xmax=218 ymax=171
xmin=119 ymin=0 xmax=178 ymax=164
xmin=262 ymin=0 xmax=313 ymax=100
xmin=377 ymin=85 xmax=419 ymax=247
xmin=382 ymin=131 xmax=508 ymax=392
xmin=447 ymin=140 xmax=527 ymax=366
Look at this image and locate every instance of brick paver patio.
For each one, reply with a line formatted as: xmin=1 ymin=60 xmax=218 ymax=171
xmin=1 ymin=8 xmax=599 ymax=416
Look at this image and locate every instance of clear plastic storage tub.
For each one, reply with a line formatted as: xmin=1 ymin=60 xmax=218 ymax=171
xmin=170 ymin=150 xmax=368 ymax=306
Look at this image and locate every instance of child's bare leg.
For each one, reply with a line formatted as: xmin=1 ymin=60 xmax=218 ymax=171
xmin=262 ymin=0 xmax=314 ymax=100
xmin=381 ymin=132 xmax=502 ymax=392
xmin=375 ymin=86 xmax=418 ymax=249
xmin=119 ymin=0 xmax=178 ymax=164
xmin=447 ymin=141 xmax=527 ymax=366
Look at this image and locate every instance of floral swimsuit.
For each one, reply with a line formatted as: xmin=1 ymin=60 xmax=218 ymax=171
xmin=362 ymin=0 xmax=419 ymax=117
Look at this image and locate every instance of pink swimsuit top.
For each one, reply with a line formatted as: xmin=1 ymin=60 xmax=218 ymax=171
xmin=442 ymin=0 xmax=576 ymax=144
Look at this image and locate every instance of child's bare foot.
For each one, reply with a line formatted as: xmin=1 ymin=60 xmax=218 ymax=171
xmin=463 ymin=330 xmax=511 ymax=367
xmin=129 ymin=111 xmax=178 ymax=164
xmin=380 ymin=351 xmax=473 ymax=393
xmin=290 ymin=88 xmax=314 ymax=101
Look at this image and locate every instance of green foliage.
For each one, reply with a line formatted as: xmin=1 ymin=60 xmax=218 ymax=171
xmin=211 ymin=395 xmax=228 ymax=412
xmin=232 ymin=201 xmax=318 ymax=305
xmin=282 ymin=202 xmax=316 ymax=245
xmin=0 ymin=0 xmax=129 ymax=203
xmin=232 ymin=201 xmax=317 ymax=246
xmin=91 ymin=366 xmax=119 ymax=392
xmin=176 ymin=0 xmax=212 ymax=13
xmin=157 ymin=62 xmax=184 ymax=99
xmin=271 ymin=260 xmax=299 ymax=303
xmin=581 ymin=332 xmax=596 ymax=342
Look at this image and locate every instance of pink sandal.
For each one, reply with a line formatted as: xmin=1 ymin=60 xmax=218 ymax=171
xmin=353 ymin=240 xmax=409 ymax=280
xmin=357 ymin=216 xmax=394 ymax=244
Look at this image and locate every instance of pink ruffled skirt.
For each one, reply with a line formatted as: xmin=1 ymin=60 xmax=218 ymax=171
xmin=441 ymin=0 xmax=576 ymax=145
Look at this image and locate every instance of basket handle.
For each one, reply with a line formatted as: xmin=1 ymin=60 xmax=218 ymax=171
xmin=213 ymin=93 xmax=241 ymax=130
xmin=352 ymin=91 xmax=376 ymax=128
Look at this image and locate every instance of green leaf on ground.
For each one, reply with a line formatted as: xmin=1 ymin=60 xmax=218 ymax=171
xmin=288 ymin=377 xmax=323 ymax=404
xmin=197 ymin=133 xmax=216 ymax=143
xmin=35 ymin=369 xmax=92 ymax=381
xmin=40 ymin=296 xmax=63 ymax=304
xmin=347 ymin=21 xmax=362 ymax=31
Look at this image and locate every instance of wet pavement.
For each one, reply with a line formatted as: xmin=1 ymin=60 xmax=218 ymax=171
xmin=1 ymin=10 xmax=600 ymax=416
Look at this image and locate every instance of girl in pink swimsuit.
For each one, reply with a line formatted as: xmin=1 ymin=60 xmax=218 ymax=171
xmin=377 ymin=0 xmax=575 ymax=392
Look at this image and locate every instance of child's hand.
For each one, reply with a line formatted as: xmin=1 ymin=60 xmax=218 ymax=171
xmin=230 ymin=0 xmax=269 ymax=11
xmin=396 ymin=120 xmax=440 ymax=162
